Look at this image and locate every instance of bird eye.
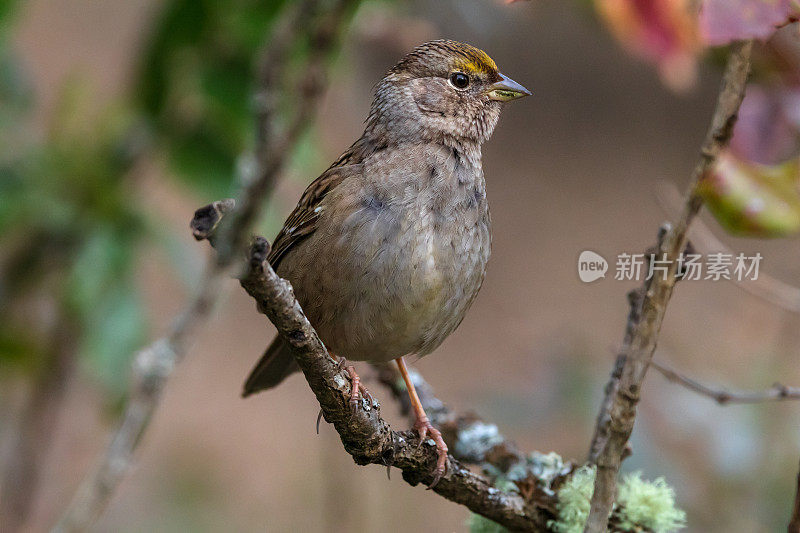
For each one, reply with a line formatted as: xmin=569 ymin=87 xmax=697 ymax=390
xmin=449 ymin=72 xmax=469 ymax=90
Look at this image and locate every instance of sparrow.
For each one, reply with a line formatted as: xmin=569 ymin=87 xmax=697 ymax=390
xmin=243 ymin=39 xmax=530 ymax=486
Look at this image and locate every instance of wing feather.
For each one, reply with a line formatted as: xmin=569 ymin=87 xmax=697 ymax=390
xmin=268 ymin=147 xmax=364 ymax=268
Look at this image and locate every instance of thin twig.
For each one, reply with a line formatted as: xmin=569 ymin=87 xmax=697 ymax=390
xmin=789 ymin=458 xmax=800 ymax=533
xmin=651 ymin=359 xmax=800 ymax=404
xmin=584 ymin=40 xmax=754 ymax=533
xmin=52 ymin=2 xmax=353 ymax=531
xmin=0 ymin=319 xmax=77 ymax=532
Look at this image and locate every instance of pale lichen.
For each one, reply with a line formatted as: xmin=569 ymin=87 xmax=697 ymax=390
xmin=467 ymin=512 xmax=509 ymax=533
xmin=526 ymin=451 xmax=571 ymax=495
xmin=617 ymin=472 xmax=686 ymax=532
xmin=467 ymin=451 xmax=685 ymax=533
xmin=549 ymin=465 xmax=597 ymax=533
xmin=454 ymin=421 xmax=504 ymax=462
xmin=548 ymin=464 xmax=686 ymax=533
xmin=332 ymin=373 xmax=347 ymax=389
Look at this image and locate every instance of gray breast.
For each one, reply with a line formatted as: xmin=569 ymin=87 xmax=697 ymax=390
xmin=281 ymin=142 xmax=491 ymax=363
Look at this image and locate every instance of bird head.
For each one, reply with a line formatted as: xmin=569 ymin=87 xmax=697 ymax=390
xmin=367 ymin=40 xmax=530 ymax=147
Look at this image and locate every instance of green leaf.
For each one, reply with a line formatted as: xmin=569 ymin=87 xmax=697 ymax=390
xmin=698 ymin=153 xmax=800 ymax=237
xmin=0 ymin=0 xmax=19 ymax=33
xmin=65 ymin=225 xmax=136 ymax=318
xmin=136 ymin=0 xmax=289 ymax=197
xmin=0 ymin=161 xmax=27 ymax=233
xmin=0 ymin=42 xmax=31 ymax=123
xmin=79 ymin=283 xmax=147 ymax=393
xmin=0 ymin=324 xmax=45 ymax=374
xmin=145 ymin=212 xmax=205 ymax=289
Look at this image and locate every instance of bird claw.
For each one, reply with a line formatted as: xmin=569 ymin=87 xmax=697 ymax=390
xmin=343 ymin=365 xmax=372 ymax=413
xmin=329 ymin=355 xmax=372 ymax=413
xmin=360 ymin=383 xmax=374 ymax=405
xmin=317 ymin=359 xmax=373 ymax=430
xmin=413 ymin=417 xmax=448 ymax=489
xmin=334 ymin=355 xmax=346 ymax=371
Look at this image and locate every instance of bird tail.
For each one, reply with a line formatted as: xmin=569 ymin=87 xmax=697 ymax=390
xmin=242 ymin=336 xmax=299 ymax=397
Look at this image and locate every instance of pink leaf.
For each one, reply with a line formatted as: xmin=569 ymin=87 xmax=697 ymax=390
xmin=730 ymin=85 xmax=800 ymax=164
xmin=594 ymin=0 xmax=701 ymax=92
xmin=699 ymin=0 xmax=800 ymax=45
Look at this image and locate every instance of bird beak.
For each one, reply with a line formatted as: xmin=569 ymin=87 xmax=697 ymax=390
xmin=486 ymin=73 xmax=531 ymax=102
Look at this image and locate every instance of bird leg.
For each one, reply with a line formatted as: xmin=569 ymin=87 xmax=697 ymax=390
xmin=395 ymin=356 xmax=448 ymax=488
xmin=330 ymin=353 xmax=372 ymax=412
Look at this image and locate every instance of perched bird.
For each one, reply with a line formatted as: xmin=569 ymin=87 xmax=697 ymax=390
xmin=243 ymin=39 xmax=529 ymax=485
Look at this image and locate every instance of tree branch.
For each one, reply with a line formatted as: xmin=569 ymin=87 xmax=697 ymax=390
xmin=789 ymin=458 xmax=800 ymax=533
xmin=52 ymin=2 xmax=354 ymax=531
xmin=373 ymin=364 xmax=528 ymax=470
xmin=233 ymin=235 xmax=550 ymax=531
xmin=651 ymin=359 xmax=800 ymax=404
xmin=1 ymin=318 xmax=77 ymax=532
xmin=584 ymin=40 xmax=754 ymax=533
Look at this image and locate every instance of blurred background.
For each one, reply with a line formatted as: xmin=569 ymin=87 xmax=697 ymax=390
xmin=2 ymin=0 xmax=800 ymax=531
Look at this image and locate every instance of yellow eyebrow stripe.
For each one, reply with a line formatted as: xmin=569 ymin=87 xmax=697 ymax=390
xmin=452 ymin=45 xmax=497 ymax=75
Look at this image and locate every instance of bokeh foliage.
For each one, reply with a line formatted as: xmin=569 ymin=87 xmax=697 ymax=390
xmin=0 ymin=0 xmax=296 ymax=395
xmin=0 ymin=78 xmax=148 ymax=391
xmin=136 ymin=0 xmax=290 ymax=199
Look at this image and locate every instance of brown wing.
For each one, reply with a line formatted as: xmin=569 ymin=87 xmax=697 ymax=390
xmin=268 ymin=145 xmax=364 ymax=269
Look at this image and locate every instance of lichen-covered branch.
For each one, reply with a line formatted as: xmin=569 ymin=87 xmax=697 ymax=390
xmin=189 ymin=200 xmax=570 ymax=531
xmin=233 ymin=235 xmax=548 ymax=531
xmin=52 ymin=3 xmax=354 ymax=531
xmin=651 ymin=360 xmax=800 ymax=405
xmin=373 ymin=364 xmax=527 ymax=469
xmin=584 ymin=40 xmax=754 ymax=533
